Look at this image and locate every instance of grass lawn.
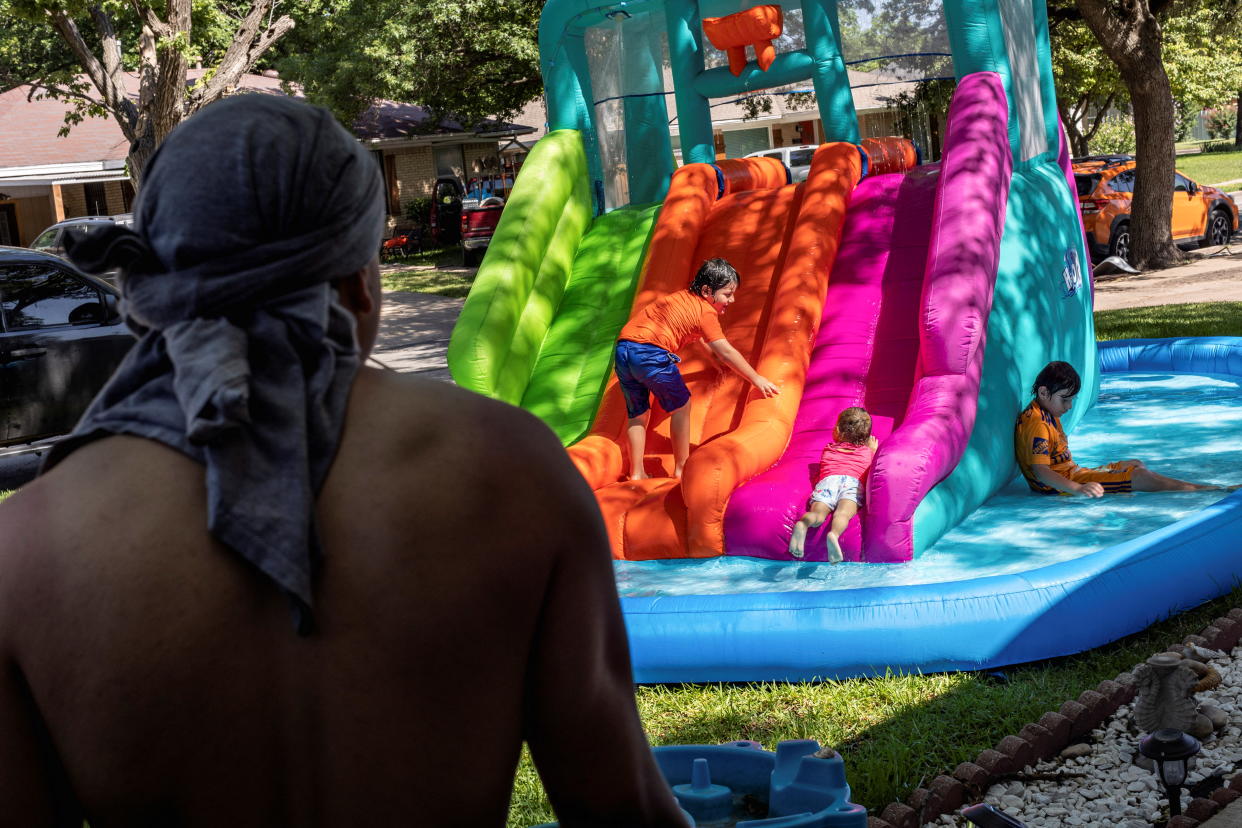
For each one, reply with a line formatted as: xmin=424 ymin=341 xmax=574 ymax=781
xmin=381 ymin=267 xmax=475 ymax=298
xmin=507 ymin=590 xmax=1242 ymax=826
xmin=1094 ymin=301 xmax=1242 ymax=341
xmin=1175 ymin=149 xmax=1242 ymax=187
xmin=0 ymin=490 xmax=11 ymax=504
xmin=382 ymin=245 xmax=462 ymax=269
xmin=379 ymin=247 xmax=476 ymax=298
xmin=506 ymin=305 xmax=1242 ymax=827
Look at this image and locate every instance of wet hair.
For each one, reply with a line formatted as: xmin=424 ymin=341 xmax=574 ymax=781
xmin=689 ymin=258 xmax=740 ymax=296
xmin=1032 ymin=361 xmax=1081 ymax=398
xmin=836 ymin=407 xmax=872 ymax=445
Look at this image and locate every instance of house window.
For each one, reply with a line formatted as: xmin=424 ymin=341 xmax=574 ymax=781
xmin=434 ymin=146 xmax=464 ymax=180
xmin=84 ymin=182 xmax=108 ymax=215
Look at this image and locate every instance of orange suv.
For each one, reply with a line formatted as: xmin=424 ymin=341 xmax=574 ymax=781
xmin=1072 ymin=155 xmax=1238 ymax=262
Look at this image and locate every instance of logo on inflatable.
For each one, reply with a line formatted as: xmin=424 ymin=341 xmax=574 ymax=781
xmin=1062 ymin=247 xmax=1082 ymax=297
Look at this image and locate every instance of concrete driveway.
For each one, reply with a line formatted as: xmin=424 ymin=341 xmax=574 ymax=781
xmin=371 ymin=290 xmax=463 ymax=383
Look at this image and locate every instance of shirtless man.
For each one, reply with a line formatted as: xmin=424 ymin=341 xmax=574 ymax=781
xmin=0 ymin=95 xmax=687 ymax=827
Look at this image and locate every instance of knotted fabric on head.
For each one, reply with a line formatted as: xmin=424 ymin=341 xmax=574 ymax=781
xmin=43 ymin=93 xmax=385 ymax=633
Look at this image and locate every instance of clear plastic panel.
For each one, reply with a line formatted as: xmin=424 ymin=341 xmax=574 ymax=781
xmin=585 ymin=22 xmax=626 ymax=208
xmin=586 ymin=9 xmax=673 ymax=209
xmin=839 ymin=0 xmax=954 ymax=162
xmin=837 ymin=0 xmax=953 ymax=82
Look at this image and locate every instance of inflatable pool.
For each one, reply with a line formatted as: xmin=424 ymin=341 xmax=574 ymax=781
xmin=446 ymin=2 xmax=1239 ymax=683
xmin=618 ymin=337 xmax=1242 ymax=683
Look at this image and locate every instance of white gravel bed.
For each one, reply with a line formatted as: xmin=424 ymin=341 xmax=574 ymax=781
xmin=925 ymin=645 xmax=1242 ymax=827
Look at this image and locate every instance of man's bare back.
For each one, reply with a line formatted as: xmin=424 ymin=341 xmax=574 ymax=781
xmin=0 ymin=368 xmax=686 ymax=826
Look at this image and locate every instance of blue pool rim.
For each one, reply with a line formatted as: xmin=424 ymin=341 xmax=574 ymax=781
xmin=620 ymin=337 xmax=1242 ymax=683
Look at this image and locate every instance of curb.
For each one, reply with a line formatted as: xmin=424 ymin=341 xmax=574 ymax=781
xmin=865 ymin=606 xmax=1242 ymax=827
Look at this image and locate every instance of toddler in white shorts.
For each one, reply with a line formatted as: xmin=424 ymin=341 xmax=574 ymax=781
xmin=788 ymin=407 xmax=877 ymax=562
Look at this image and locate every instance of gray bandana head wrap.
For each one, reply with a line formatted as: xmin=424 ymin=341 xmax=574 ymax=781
xmin=44 ymin=93 xmax=385 ymax=633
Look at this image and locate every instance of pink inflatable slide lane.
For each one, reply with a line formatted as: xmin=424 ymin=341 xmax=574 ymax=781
xmin=722 ymin=72 xmax=1012 ymax=563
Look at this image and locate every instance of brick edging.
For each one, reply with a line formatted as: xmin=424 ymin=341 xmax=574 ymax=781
xmin=866 ymin=606 xmax=1242 ymax=828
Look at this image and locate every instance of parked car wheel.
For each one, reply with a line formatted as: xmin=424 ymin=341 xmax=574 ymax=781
xmin=1109 ymin=222 xmax=1131 ymax=262
xmin=1202 ymin=210 xmax=1233 ymax=248
xmin=462 ymin=246 xmax=481 ymax=267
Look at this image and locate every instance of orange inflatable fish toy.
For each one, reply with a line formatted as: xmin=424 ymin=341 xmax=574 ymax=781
xmin=702 ymin=5 xmax=784 ymax=76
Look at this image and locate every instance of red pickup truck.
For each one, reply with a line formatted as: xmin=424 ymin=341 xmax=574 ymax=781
xmin=460 ymin=196 xmax=505 ymax=266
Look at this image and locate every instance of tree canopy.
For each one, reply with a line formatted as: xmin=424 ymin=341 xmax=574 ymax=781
xmin=4 ymin=0 xmax=296 ymax=185
xmin=278 ymin=0 xmax=544 ymax=130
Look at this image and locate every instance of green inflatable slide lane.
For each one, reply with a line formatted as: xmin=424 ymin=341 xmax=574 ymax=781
xmin=447 ymin=129 xmax=659 ymax=445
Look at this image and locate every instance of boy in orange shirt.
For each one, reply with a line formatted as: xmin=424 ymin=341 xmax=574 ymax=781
xmin=614 ymin=258 xmax=779 ymax=480
xmin=1015 ymin=361 xmax=1234 ymax=496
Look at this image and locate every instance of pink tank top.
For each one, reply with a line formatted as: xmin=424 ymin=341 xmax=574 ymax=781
xmin=816 ymin=441 xmax=875 ymax=483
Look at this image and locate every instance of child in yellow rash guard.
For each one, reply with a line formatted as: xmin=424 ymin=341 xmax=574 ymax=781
xmin=1015 ymin=361 xmax=1235 ymax=497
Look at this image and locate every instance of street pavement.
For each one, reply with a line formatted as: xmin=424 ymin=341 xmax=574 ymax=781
xmin=370 ymin=289 xmax=463 ymax=382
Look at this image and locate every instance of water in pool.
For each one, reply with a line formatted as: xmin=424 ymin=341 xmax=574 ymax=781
xmin=614 ymin=371 xmax=1242 ymax=597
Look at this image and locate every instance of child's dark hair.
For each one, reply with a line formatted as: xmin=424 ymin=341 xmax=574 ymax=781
xmin=836 ymin=407 xmax=872 ymax=445
xmin=689 ymin=258 xmax=740 ymax=295
xmin=1032 ymin=361 xmax=1081 ymax=398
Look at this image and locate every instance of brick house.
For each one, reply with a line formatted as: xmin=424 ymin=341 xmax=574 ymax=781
xmin=356 ymin=97 xmax=536 ymax=227
xmin=0 ymin=71 xmax=535 ymax=246
xmin=672 ymin=69 xmax=946 ymax=163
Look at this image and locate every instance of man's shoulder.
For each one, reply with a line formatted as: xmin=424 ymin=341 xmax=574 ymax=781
xmin=342 ymin=368 xmax=577 ymax=490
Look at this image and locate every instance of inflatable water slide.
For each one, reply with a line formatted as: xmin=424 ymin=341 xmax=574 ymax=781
xmin=724 ymin=72 xmax=1012 ymax=563
xmin=449 ymin=0 xmax=1096 ymax=570
xmin=569 ymin=145 xmax=858 ymax=559
xmin=447 ymin=130 xmax=660 ymax=446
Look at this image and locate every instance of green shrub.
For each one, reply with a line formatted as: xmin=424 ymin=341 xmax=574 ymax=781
xmin=1205 ymin=104 xmax=1238 ymax=141
xmin=1090 ymin=116 xmax=1136 ymax=155
xmin=403 ymin=196 xmax=432 ymax=228
xmin=1203 ymin=139 xmax=1237 ymax=154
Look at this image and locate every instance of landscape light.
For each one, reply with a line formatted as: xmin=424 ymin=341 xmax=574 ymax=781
xmin=1139 ymin=727 xmax=1201 ymax=817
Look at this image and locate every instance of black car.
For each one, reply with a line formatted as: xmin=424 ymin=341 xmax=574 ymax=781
xmin=1 ymin=246 xmax=133 ymax=447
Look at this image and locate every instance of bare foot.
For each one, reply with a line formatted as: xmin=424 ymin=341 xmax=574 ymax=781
xmin=1218 ymin=483 xmax=1242 ymax=492
xmin=826 ymin=533 xmax=843 ymax=564
xmin=628 ymin=471 xmax=649 ymax=481
xmin=788 ymin=523 xmax=807 ymax=559
xmin=673 ymin=466 xmax=684 ymax=479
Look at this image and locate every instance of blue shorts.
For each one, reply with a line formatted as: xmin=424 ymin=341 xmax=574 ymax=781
xmin=614 ymin=340 xmax=690 ymax=418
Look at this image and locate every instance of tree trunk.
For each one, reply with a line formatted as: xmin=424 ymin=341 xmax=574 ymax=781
xmin=1075 ymin=0 xmax=1181 ymax=270
xmin=1128 ymin=62 xmax=1182 ymax=269
xmin=126 ymin=128 xmax=157 ymax=189
xmin=48 ymin=1 xmax=293 ymax=192
xmin=1236 ymin=90 xmax=1241 ymax=149
xmin=1060 ymin=102 xmax=1089 ymax=157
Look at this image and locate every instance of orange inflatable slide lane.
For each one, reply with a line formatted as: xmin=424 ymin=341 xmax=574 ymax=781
xmin=567 ymin=143 xmax=861 ymax=560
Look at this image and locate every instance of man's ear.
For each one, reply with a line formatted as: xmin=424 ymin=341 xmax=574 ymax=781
xmin=337 ymin=265 xmax=378 ymax=316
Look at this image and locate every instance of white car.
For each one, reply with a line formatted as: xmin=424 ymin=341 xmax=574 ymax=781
xmin=743 ymin=144 xmax=818 ymax=182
